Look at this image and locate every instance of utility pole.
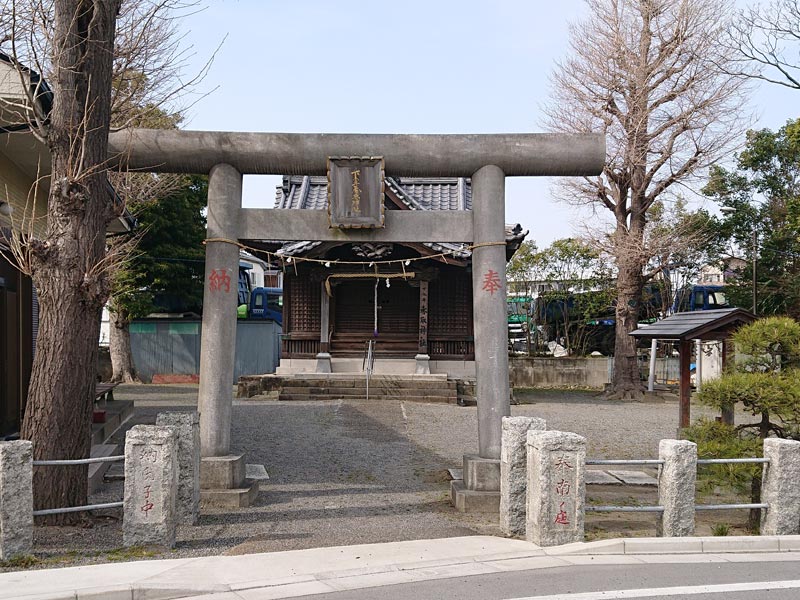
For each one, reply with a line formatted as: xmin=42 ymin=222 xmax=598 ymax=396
xmin=751 ymin=228 xmax=757 ymax=315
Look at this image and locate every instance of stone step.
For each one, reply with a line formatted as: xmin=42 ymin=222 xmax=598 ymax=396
xmin=104 ymin=462 xmax=125 ymax=481
xmin=88 ymin=444 xmax=119 ymax=493
xmin=91 ymin=400 xmax=134 ymax=445
xmin=200 ymin=479 xmax=260 ymax=508
xmin=280 ymin=381 xmax=456 ymax=389
xmin=450 ymin=479 xmax=500 ymax=513
xmin=278 ymin=393 xmax=456 ymax=404
xmin=279 ymin=386 xmax=456 ymax=397
xmin=282 ymin=378 xmax=456 ymax=390
xmin=278 ymin=383 xmax=457 ymax=393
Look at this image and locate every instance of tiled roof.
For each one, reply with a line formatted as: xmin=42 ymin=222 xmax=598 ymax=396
xmin=275 ymin=176 xmax=471 ymax=211
xmin=271 ymin=175 xmax=526 ymax=260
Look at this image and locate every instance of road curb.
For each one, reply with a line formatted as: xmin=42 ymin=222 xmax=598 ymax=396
xmin=6 ymin=535 xmax=800 ymax=600
xmin=543 ymin=534 xmax=800 ymax=556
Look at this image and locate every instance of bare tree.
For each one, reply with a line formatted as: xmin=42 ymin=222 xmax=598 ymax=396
xmin=729 ymin=0 xmax=800 ymax=89
xmin=3 ymin=0 xmax=123 ymax=523
xmin=546 ymin=0 xmax=750 ymax=398
xmin=106 ymin=169 xmax=182 ymax=383
xmin=0 ymin=0 xmax=207 ymax=521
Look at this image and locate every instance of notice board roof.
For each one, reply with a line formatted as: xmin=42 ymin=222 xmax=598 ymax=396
xmin=629 ymin=308 xmax=755 ymax=341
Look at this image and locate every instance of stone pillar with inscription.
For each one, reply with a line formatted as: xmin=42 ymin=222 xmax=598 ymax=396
xmin=156 ymin=412 xmax=200 ymax=525
xmin=500 ymin=416 xmax=547 ymax=537
xmin=123 ymin=425 xmax=178 ymax=548
xmin=760 ymin=438 xmax=800 ymax=536
xmin=316 ymin=281 xmax=332 ymax=373
xmin=0 ymin=441 xmax=33 ymax=560
xmin=451 ymin=164 xmax=509 ymax=513
xmin=415 ymin=280 xmax=431 ymax=374
xmin=657 ymin=439 xmax=696 ymax=537
xmin=526 ymin=430 xmax=586 ymax=547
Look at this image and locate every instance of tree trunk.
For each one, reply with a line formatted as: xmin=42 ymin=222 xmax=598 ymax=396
xmin=609 ymin=251 xmax=646 ymax=399
xmin=20 ymin=0 xmax=121 ymax=524
xmin=109 ymin=304 xmax=140 ymax=383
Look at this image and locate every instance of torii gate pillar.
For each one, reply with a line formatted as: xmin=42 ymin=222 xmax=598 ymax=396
xmin=196 ymin=164 xmax=259 ymax=507
xmin=471 ymin=165 xmax=510 ymax=460
xmin=451 ymin=165 xmax=511 ymax=513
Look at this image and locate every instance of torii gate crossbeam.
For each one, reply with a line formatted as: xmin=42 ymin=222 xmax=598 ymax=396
xmin=109 ymin=129 xmax=605 ymax=510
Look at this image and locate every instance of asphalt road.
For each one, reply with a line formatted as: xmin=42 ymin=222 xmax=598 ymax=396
xmin=292 ymin=561 xmax=800 ymax=600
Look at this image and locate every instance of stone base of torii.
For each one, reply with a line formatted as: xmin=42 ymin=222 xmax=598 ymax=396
xmin=108 ymin=130 xmax=604 ymax=509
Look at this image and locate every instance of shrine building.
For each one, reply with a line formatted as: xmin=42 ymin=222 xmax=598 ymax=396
xmin=247 ymin=175 xmax=527 ymax=377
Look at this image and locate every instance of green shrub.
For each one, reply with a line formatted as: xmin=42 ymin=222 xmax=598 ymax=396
xmin=711 ymin=523 xmax=731 ymax=536
xmin=684 ymin=419 xmax=761 ymax=494
xmin=696 ymin=317 xmax=800 ymax=440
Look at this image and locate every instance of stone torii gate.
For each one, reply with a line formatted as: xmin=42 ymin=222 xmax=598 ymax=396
xmin=109 ymin=130 xmax=605 ymax=508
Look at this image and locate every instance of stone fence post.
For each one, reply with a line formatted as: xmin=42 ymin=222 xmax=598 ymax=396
xmin=657 ymin=439 xmax=696 ymax=537
xmin=500 ymin=416 xmax=546 ymax=537
xmin=156 ymin=412 xmax=200 ymax=525
xmin=123 ymin=425 xmax=179 ymax=548
xmin=0 ymin=441 xmax=33 ymax=560
xmin=761 ymin=438 xmax=800 ymax=536
xmin=526 ymin=430 xmax=586 ymax=547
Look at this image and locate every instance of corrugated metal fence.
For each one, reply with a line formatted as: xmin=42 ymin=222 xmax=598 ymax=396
xmin=130 ymin=319 xmax=281 ymax=383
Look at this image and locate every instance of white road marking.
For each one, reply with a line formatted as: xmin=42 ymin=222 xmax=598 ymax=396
xmin=509 ymin=579 xmax=800 ymax=600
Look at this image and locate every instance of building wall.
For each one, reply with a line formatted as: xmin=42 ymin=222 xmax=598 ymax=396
xmin=0 ymin=150 xmax=48 ymax=238
xmin=0 ymin=253 xmax=33 ymax=437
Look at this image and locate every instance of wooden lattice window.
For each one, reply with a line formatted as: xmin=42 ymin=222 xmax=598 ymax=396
xmin=286 ymin=275 xmax=320 ymax=333
xmin=429 ymin=271 xmax=472 ymax=338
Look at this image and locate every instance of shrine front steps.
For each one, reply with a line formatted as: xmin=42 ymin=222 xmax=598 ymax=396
xmin=280 ymin=374 xmax=457 ymax=404
xmin=239 ymin=373 xmax=462 ymax=404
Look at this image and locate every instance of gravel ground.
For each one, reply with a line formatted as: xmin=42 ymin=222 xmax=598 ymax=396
xmin=10 ymin=384 xmax=750 ymax=571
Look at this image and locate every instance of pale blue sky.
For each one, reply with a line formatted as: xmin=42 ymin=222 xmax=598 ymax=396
xmin=180 ymin=0 xmax=797 ymax=247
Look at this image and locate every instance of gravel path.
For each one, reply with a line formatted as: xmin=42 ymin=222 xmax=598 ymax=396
xmin=15 ymin=384 xmax=745 ymax=571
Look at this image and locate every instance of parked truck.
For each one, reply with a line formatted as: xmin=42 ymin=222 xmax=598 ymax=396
xmin=248 ymin=287 xmax=283 ymax=325
xmin=236 ymin=265 xmax=283 ymax=325
xmin=672 ymin=285 xmax=729 ymax=313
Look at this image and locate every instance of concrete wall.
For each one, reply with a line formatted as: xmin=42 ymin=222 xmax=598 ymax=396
xmin=510 ymin=351 xmax=719 ymax=390
xmin=509 ymin=357 xmax=611 ymax=389
xmin=131 ymin=319 xmax=281 ymax=383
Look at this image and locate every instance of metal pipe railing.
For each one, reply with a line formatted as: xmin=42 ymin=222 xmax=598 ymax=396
xmin=33 ymin=456 xmax=124 ymax=466
xmin=586 ymin=459 xmax=664 ymax=466
xmin=31 ymin=456 xmax=125 ymax=517
xmin=584 ymin=456 xmax=770 ymax=517
xmin=697 ymin=458 xmax=769 ymax=465
xmin=586 ymin=505 xmax=664 ymax=513
xmin=695 ymin=503 xmax=768 ymax=511
xmin=33 ymin=501 xmax=124 ymax=517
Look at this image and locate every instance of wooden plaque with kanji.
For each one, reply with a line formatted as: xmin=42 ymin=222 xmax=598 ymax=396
xmin=327 ymin=157 xmax=385 ymax=229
